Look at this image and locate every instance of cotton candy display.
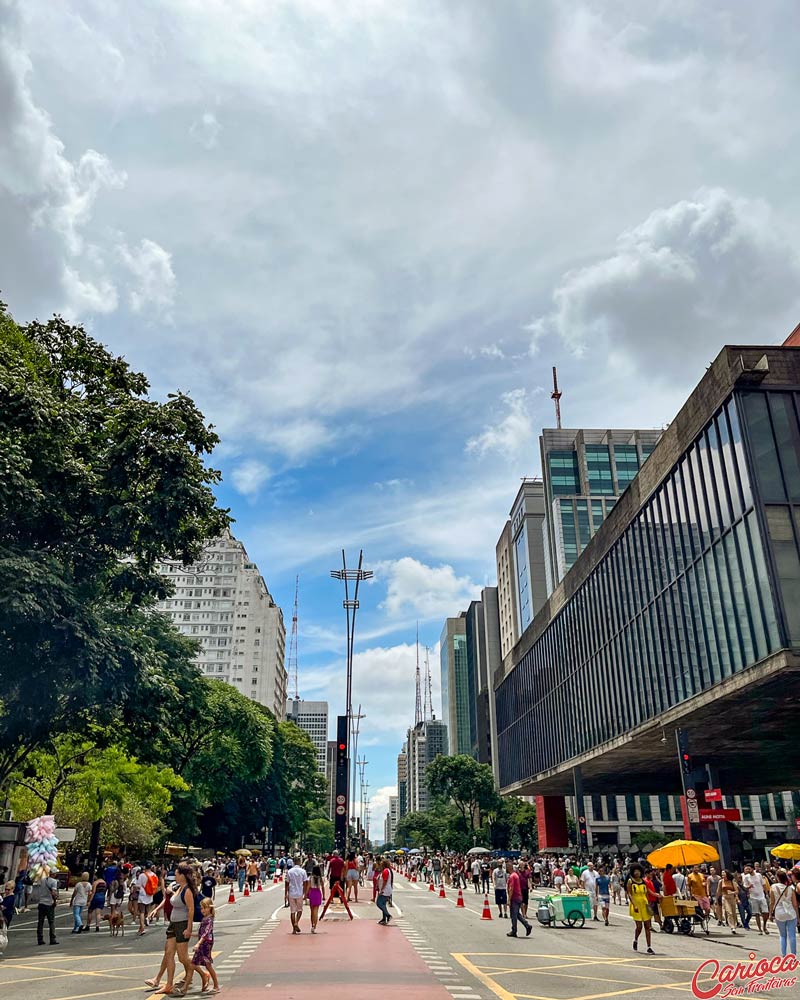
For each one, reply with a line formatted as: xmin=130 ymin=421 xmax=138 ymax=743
xmin=26 ymin=814 xmax=60 ymax=881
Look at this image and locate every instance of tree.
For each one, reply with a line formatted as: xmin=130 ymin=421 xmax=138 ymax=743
xmin=304 ymin=818 xmax=335 ymax=855
xmin=425 ymin=755 xmax=497 ymax=830
xmin=0 ymin=306 xmax=229 ymax=786
xmin=629 ymin=828 xmax=670 ymax=850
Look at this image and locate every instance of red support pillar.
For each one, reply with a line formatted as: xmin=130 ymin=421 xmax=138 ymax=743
xmin=536 ymin=795 xmax=568 ymax=849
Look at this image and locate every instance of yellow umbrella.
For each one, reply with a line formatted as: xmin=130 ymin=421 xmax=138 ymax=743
xmin=770 ymin=843 xmax=800 ymax=861
xmin=647 ymin=840 xmax=719 ymax=868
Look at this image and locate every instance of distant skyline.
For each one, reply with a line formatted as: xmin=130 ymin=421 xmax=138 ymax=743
xmin=2 ymin=1 xmax=800 ymax=832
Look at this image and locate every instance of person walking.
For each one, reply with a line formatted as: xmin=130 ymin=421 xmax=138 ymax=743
xmin=470 ymin=857 xmax=481 ymax=894
xmin=506 ymin=862 xmax=532 ymax=938
xmin=237 ymin=858 xmax=247 ymax=894
xmin=717 ymin=870 xmax=739 ymax=934
xmin=345 ymin=852 xmax=360 ymax=903
xmin=768 ymin=870 xmax=799 ymax=958
xmin=743 ymin=865 xmax=769 ymax=935
xmin=492 ymin=862 xmax=508 ymax=919
xmin=596 ymin=865 xmax=611 ymax=926
xmin=35 ymin=871 xmax=60 ymax=946
xmin=69 ymin=872 xmax=91 ymax=934
xmin=375 ymin=857 xmax=393 ymax=925
xmin=246 ymin=859 xmax=259 ymax=894
xmin=307 ymin=865 xmax=324 ymax=933
xmin=137 ymin=862 xmax=158 ymax=936
xmin=155 ymin=864 xmax=196 ymax=996
xmin=286 ymin=861 xmax=308 ymax=935
xmin=182 ymin=898 xmax=219 ymax=995
xmin=626 ymin=864 xmax=654 ymax=955
xmin=87 ymin=875 xmax=107 ymax=932
xmin=109 ymin=870 xmax=127 ymax=917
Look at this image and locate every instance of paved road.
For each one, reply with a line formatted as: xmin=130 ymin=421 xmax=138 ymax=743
xmin=0 ymin=875 xmax=792 ymax=1000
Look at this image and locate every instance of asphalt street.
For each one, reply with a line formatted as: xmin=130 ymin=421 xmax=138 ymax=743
xmin=0 ymin=875 xmax=793 ymax=1000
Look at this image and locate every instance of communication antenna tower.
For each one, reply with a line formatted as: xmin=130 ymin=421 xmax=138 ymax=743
xmin=288 ymin=575 xmax=299 ymax=699
xmin=551 ymin=366 xmax=563 ymax=429
xmin=414 ymin=623 xmax=422 ymax=726
xmin=425 ymin=646 xmax=434 ymax=721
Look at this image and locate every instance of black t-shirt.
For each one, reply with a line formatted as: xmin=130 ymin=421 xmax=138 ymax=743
xmin=201 ymin=875 xmax=216 ymax=898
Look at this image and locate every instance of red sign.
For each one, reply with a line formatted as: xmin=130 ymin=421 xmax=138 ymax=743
xmin=795 ymin=817 xmax=800 ymax=832
xmin=704 ymin=788 xmax=723 ymax=802
xmin=699 ymin=808 xmax=740 ymax=823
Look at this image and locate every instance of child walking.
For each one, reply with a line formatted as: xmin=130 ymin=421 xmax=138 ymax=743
xmin=183 ymin=898 xmax=219 ymax=995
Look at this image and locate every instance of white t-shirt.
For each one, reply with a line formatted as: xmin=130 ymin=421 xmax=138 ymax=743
xmin=493 ymin=868 xmax=508 ymax=889
xmin=673 ymin=872 xmax=686 ymax=893
xmin=471 ymin=861 xmax=481 ymax=876
xmin=581 ymin=870 xmax=598 ymax=893
xmin=533 ymin=862 xmax=542 ymax=873
xmin=770 ymin=881 xmax=795 ymax=921
xmin=286 ymin=866 xmax=308 ymax=899
xmin=744 ymin=872 xmax=766 ymax=900
xmin=137 ymin=872 xmax=154 ymax=905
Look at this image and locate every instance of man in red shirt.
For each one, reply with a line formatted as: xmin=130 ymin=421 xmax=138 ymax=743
xmin=326 ymin=851 xmax=345 ymax=892
xmin=506 ymin=862 xmax=532 ymax=938
xmin=662 ymin=865 xmax=677 ymax=897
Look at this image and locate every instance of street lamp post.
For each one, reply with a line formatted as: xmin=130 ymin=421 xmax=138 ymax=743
xmin=330 ymin=550 xmax=372 ymax=850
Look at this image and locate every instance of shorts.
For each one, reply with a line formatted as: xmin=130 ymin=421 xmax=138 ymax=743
xmin=750 ymin=897 xmax=768 ymax=915
xmin=346 ymin=870 xmax=359 ymax=881
xmin=554 ymin=877 xmax=564 ymax=887
xmin=138 ymin=902 xmax=152 ymax=915
xmin=166 ymin=920 xmax=189 ymax=940
xmin=599 ymin=895 xmax=610 ymax=907
xmin=494 ymin=889 xmax=508 ymax=905
xmin=289 ymin=896 xmax=304 ymax=914
xmin=522 ymin=888 xmax=529 ymax=905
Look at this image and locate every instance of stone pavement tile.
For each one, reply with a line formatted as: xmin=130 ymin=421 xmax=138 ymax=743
xmin=223 ymin=911 xmax=456 ymax=999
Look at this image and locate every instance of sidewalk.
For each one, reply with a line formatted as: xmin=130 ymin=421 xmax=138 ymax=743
xmin=224 ymin=906 xmax=455 ymax=1000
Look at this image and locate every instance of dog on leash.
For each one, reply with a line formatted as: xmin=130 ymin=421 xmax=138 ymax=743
xmin=103 ymin=912 xmax=125 ymax=936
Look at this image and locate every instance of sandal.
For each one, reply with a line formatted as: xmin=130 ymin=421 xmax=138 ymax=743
xmin=144 ymin=981 xmax=160 ymax=990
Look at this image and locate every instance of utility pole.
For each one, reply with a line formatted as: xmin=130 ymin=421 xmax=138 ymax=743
xmin=414 ymin=624 xmax=422 ymax=727
xmin=288 ymin=575 xmax=299 ymax=700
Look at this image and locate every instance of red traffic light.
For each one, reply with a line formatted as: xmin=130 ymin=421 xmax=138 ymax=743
xmin=338 ymin=743 xmax=346 ymax=751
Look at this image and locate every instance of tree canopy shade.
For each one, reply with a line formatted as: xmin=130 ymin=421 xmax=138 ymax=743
xmin=0 ymin=305 xmax=229 ymax=786
xmin=425 ymin=754 xmax=498 ymax=830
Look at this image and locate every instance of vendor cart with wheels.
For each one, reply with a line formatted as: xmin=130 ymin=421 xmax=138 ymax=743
xmin=544 ymin=892 xmax=592 ymax=928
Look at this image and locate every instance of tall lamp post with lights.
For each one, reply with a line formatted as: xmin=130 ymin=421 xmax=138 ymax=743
xmin=330 ymin=549 xmax=372 ymax=850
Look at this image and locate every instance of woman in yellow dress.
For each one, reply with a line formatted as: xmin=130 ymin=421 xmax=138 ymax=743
xmin=626 ymin=864 xmax=654 ymax=954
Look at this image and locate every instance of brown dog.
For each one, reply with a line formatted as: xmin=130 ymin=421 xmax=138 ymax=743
xmin=103 ymin=912 xmax=125 ymax=937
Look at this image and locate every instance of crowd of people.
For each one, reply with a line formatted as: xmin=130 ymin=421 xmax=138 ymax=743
xmin=397 ymin=851 xmax=800 ymax=956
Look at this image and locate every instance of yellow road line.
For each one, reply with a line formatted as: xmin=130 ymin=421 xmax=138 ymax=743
xmin=50 ymin=988 xmax=155 ymax=1000
xmin=452 ymin=952 xmax=539 ymax=1000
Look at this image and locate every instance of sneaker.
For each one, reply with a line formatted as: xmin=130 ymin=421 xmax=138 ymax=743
xmin=50 ymin=940 xmax=59 ymax=946
xmin=605 ymin=919 xmax=609 ymax=926
xmin=632 ymin=941 xmax=638 ymax=951
xmin=526 ymin=925 xmax=532 ymax=937
xmin=647 ymin=948 xmax=655 ymax=955
xmin=378 ymin=919 xmax=387 ymax=925
xmin=506 ymin=932 xmax=517 ymax=937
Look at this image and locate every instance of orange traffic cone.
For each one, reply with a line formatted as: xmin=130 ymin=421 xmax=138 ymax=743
xmin=481 ymin=894 xmax=492 ymax=920
xmin=273 ymin=875 xmax=278 ymax=884
xmin=228 ymin=886 xmax=235 ymax=904
xmin=244 ymin=883 xmax=250 ymax=897
xmin=256 ymin=881 xmax=263 ymax=892
xmin=429 ymin=879 xmax=435 ymax=892
xmin=439 ymin=884 xmax=446 ymax=899
xmin=412 ymin=873 xmax=417 ymax=883
xmin=456 ymin=889 xmax=465 ymax=908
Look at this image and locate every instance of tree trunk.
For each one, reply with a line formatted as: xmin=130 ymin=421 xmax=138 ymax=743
xmin=87 ymin=816 xmax=103 ymax=876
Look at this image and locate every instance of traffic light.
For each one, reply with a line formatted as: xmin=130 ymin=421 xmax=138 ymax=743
xmin=578 ymin=815 xmax=588 ymax=851
xmin=337 ymin=740 xmax=347 ymax=767
xmin=676 ymin=728 xmax=692 ymax=780
xmin=681 ymin=751 xmax=692 ymax=776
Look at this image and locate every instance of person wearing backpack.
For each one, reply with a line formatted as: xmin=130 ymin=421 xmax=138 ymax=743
xmin=109 ymin=872 xmax=127 ymax=916
xmin=34 ymin=871 xmax=60 ymax=946
xmin=137 ymin=862 xmax=159 ymax=936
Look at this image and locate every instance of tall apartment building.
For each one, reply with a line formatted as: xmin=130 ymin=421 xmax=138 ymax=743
xmin=383 ymin=795 xmax=399 ymax=844
xmin=155 ymin=531 xmax=287 ymax=718
xmin=495 ymin=480 xmax=548 ymax=659
xmin=406 ymin=719 xmax=449 ymax=813
xmin=286 ymin=699 xmax=329 ymax=775
xmin=397 ymin=746 xmax=408 ymax=819
xmin=541 ymin=427 xmax=662 ymax=589
xmin=464 ymin=589 xmax=503 ymax=777
xmin=440 ymin=616 xmax=472 ymax=756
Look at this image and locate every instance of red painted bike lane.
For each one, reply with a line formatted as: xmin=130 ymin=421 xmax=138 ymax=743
xmin=223 ymin=911 xmax=455 ymax=1000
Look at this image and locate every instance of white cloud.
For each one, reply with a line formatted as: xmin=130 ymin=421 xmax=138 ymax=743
xmin=368 ymin=784 xmax=398 ymax=842
xmin=379 ymin=557 xmax=481 ymax=620
xmin=530 ymin=189 xmax=800 ymax=380
xmin=466 ymin=388 xmax=538 ymax=461
xmin=189 ymin=111 xmax=221 ymax=150
xmin=230 ymin=459 xmax=271 ymax=497
xmin=118 ymin=238 xmax=176 ymax=314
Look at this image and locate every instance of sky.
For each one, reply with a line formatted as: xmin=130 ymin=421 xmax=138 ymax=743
xmin=3 ymin=0 xmax=800 ymax=838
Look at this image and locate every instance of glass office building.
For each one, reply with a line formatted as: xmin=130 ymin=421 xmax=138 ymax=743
xmin=541 ymin=428 xmax=662 ymax=586
xmin=497 ymin=348 xmax=800 ymax=793
xmin=440 ymin=616 xmax=473 ymax=756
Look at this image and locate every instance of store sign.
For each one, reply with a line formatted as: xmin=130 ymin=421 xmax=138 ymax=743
xmin=698 ymin=808 xmax=740 ymax=823
xmin=704 ymin=788 xmax=722 ymax=803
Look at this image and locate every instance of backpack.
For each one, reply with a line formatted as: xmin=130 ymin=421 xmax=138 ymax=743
xmin=144 ymin=873 xmax=159 ymax=896
xmin=114 ymin=881 xmax=125 ymax=900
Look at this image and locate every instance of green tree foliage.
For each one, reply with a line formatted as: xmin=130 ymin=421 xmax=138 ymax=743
xmin=0 ymin=305 xmax=229 ymax=785
xmin=425 ymin=754 xmax=498 ymax=830
xmin=304 ymin=818 xmax=335 ymax=855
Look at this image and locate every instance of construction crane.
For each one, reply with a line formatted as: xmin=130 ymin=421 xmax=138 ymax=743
xmin=288 ymin=575 xmax=299 ymax=699
xmin=551 ymin=366 xmax=563 ymax=429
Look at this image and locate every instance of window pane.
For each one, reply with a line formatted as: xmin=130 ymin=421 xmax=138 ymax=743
xmin=742 ymin=393 xmax=785 ymax=501
xmin=768 ymin=506 xmax=800 ymax=642
xmin=768 ymin=393 xmax=800 ymax=502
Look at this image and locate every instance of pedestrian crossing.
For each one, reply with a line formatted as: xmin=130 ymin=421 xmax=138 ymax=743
xmin=396 ymin=916 xmax=484 ymax=999
xmin=214 ymin=917 xmax=280 ymax=976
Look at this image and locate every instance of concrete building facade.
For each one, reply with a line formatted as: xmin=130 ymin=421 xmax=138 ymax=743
xmin=156 ymin=531 xmax=287 ymax=718
xmin=286 ymin=699 xmax=328 ymax=775
xmin=397 ymin=746 xmax=408 ymax=819
xmin=384 ymin=795 xmax=399 ymax=845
